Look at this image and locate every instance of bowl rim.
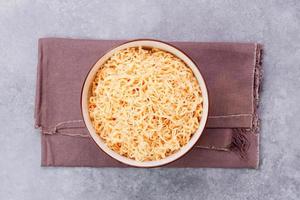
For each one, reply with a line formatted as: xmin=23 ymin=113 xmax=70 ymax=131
xmin=80 ymin=39 xmax=209 ymax=168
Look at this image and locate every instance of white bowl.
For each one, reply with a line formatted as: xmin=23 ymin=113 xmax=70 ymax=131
xmin=81 ymin=39 xmax=209 ymax=167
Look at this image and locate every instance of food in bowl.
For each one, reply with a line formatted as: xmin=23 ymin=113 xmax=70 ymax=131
xmin=88 ymin=46 xmax=203 ymax=162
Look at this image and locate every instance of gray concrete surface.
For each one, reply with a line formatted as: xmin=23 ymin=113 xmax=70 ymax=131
xmin=0 ymin=0 xmax=299 ymax=199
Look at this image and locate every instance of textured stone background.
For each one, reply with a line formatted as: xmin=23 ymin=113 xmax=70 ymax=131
xmin=0 ymin=0 xmax=299 ymax=199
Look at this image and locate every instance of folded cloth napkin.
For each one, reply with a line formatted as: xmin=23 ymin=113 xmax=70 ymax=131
xmin=35 ymin=38 xmax=262 ymax=168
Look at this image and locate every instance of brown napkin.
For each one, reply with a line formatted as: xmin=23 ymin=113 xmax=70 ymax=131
xmin=35 ymin=38 xmax=262 ymax=168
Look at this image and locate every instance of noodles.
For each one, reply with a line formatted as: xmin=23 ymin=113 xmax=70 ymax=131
xmin=88 ymin=47 xmax=203 ymax=161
